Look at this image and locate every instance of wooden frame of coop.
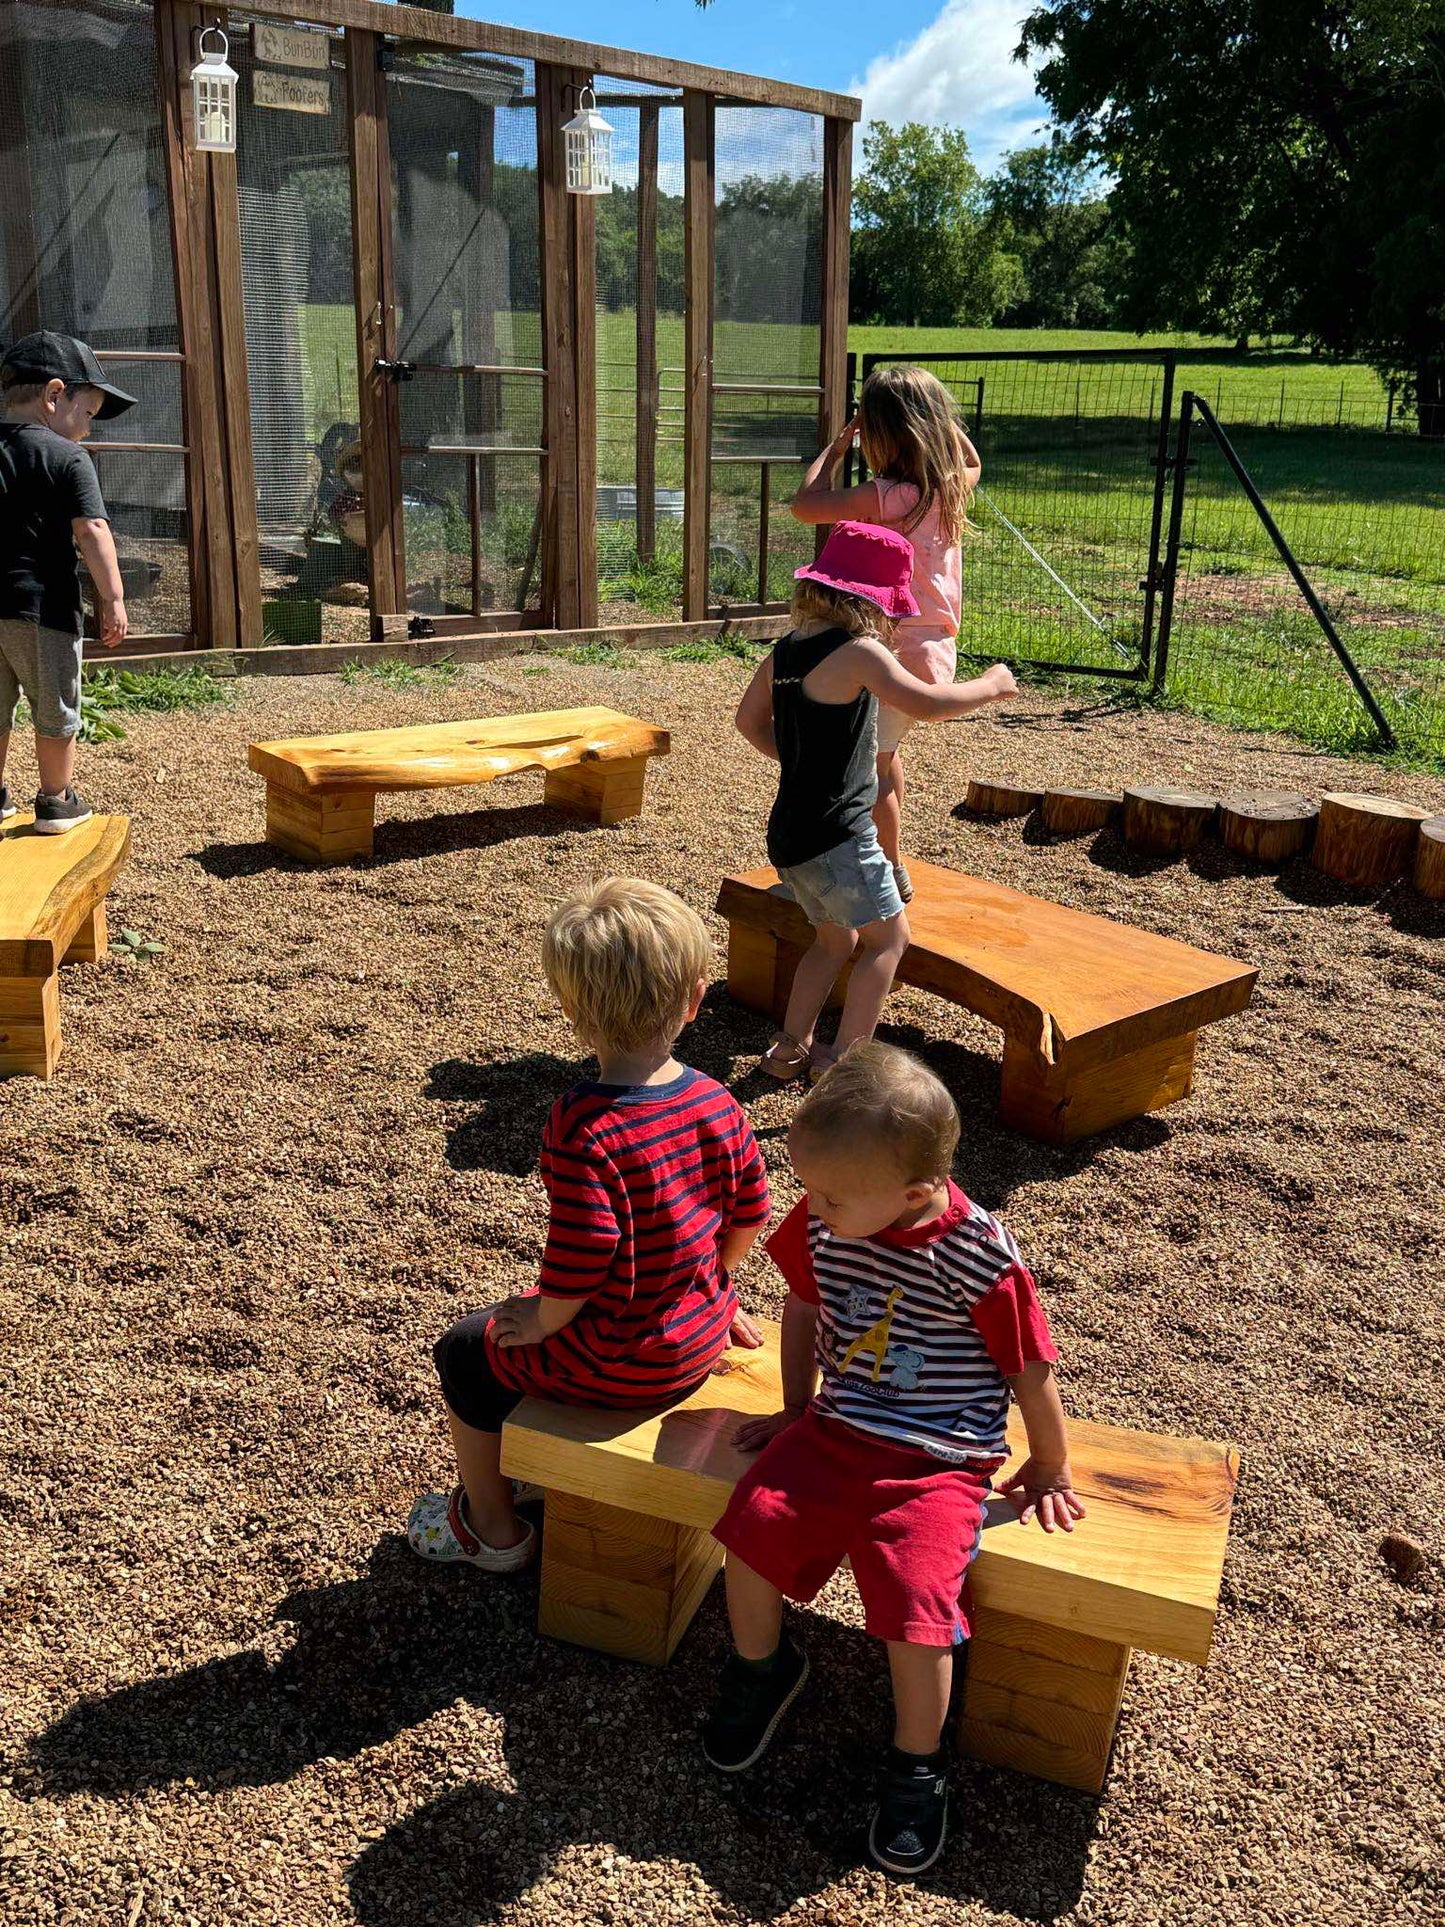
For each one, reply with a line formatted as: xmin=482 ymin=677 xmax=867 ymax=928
xmin=0 ymin=0 xmax=858 ymax=670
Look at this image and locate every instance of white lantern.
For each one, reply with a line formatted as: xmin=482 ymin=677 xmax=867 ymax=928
xmin=563 ymin=86 xmax=614 ymax=195
xmin=190 ymin=26 xmax=238 ymax=154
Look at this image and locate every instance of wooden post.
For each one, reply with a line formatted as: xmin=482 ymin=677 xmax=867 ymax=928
xmin=347 ymin=27 xmax=404 ymax=622
xmin=966 ymin=779 xmax=1044 ymax=819
xmin=1041 ymin=789 xmax=1121 ymax=837
xmin=0 ymin=973 xmax=60 ymax=1082
xmin=62 ymin=904 xmax=108 ymax=966
xmin=205 ymin=78 xmax=263 ymax=648
xmin=1312 ymin=792 xmax=1430 ymax=888
xmin=817 ymin=117 xmax=853 ymax=561
xmin=0 ymin=3 xmax=42 ymax=339
xmin=1122 ymin=788 xmax=1220 ymax=856
xmin=538 ymin=63 xmax=582 ymax=629
xmin=960 ymin=1607 xmax=1131 ymax=1795
xmin=265 ymin=785 xmax=377 ymax=863
xmin=543 ymin=754 xmax=651 ymax=826
xmin=1218 ymin=793 xmax=1318 ymax=864
xmin=682 ymin=89 xmax=714 ymax=621
xmin=634 ymin=101 xmax=660 ymax=566
xmin=571 ymin=87 xmax=599 ymax=631
xmin=756 ymin=462 xmax=771 ymax=606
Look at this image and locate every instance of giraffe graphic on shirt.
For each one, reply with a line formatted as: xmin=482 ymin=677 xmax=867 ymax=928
xmin=838 ymin=1285 xmax=903 ymax=1382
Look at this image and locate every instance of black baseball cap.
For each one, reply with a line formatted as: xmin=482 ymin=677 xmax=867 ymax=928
xmin=1 ymin=330 xmax=138 ymax=419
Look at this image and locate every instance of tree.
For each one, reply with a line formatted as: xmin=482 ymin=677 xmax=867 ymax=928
xmin=1019 ymin=0 xmax=1445 ymax=428
xmin=985 ymin=145 xmax=1129 ymax=328
xmin=850 ymin=123 xmax=1019 ymax=327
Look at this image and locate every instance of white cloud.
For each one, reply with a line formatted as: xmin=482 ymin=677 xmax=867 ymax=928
xmin=850 ymin=0 xmax=1049 ymax=172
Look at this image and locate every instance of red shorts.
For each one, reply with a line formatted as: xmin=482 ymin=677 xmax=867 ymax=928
xmin=712 ymin=1408 xmax=1000 ymax=1647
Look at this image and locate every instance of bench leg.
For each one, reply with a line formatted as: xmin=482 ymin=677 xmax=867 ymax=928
xmin=959 ymin=1607 xmax=1131 ymax=1795
xmin=725 ymin=924 xmax=842 ymax=1027
xmin=999 ymin=1030 xmax=1197 ymax=1144
xmin=544 ymin=755 xmax=651 ymax=827
xmin=62 ymin=903 xmax=108 ymax=965
xmin=0 ymin=973 xmax=61 ymax=1080
xmin=265 ymin=784 xmax=376 ymax=863
xmin=537 ymin=1490 xmax=724 ymax=1666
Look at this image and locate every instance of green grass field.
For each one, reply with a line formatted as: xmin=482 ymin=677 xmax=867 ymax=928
xmin=286 ymin=308 xmax=1442 ymax=762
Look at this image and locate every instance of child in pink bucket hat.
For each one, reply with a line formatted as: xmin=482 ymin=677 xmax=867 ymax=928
xmin=735 ymin=520 xmax=1016 ymax=1082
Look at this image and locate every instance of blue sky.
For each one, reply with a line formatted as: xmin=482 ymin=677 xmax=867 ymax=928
xmin=459 ymin=1 xmax=1050 ymax=173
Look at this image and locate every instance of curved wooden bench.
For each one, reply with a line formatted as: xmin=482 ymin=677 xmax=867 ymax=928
xmin=0 ymin=811 xmax=131 ymax=1079
xmin=248 ymin=706 xmax=670 ymax=862
xmin=717 ymin=860 xmax=1258 ymax=1143
xmin=501 ymin=1321 xmax=1239 ymax=1794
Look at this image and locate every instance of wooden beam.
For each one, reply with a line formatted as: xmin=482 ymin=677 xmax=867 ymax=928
xmin=682 ymin=89 xmax=714 ymax=623
xmin=234 ymin=0 xmax=862 ymax=121
xmin=152 ymin=0 xmax=208 ymax=649
xmin=206 ymin=114 xmax=263 ymax=648
xmin=537 ymin=63 xmax=580 ymax=628
xmin=346 ymin=27 xmax=403 ymax=620
xmin=0 ymin=1 xmax=42 ymax=337
xmin=634 ymin=101 xmax=659 ymax=566
xmin=818 ymin=116 xmax=853 ymax=563
xmin=569 ymin=81 xmax=599 ymax=630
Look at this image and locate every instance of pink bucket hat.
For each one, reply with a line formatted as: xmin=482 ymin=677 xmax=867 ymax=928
xmin=794 ymin=519 xmax=920 ymax=619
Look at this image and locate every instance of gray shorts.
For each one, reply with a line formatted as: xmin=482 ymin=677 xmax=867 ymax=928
xmin=0 ymin=618 xmax=84 ymax=739
xmin=777 ymin=825 xmax=905 ymax=931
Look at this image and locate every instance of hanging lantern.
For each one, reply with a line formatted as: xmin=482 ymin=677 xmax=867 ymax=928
xmin=190 ymin=26 xmax=238 ymax=153
xmin=563 ymin=86 xmax=614 ymax=195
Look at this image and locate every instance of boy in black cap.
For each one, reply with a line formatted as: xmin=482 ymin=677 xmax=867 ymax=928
xmin=0 ymin=330 xmax=137 ymax=831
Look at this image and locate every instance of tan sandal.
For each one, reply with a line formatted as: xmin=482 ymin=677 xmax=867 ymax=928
xmin=759 ymin=1032 xmax=811 ymax=1083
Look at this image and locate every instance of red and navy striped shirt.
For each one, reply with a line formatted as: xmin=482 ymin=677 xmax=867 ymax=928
xmin=486 ymin=1067 xmax=771 ymax=1406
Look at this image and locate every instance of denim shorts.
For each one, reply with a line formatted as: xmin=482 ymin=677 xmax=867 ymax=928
xmin=0 ymin=619 xmax=84 ymax=738
xmin=778 ymin=825 xmax=905 ymax=930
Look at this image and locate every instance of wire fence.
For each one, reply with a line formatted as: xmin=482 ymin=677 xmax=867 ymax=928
xmin=855 ymin=348 xmax=1445 ymax=763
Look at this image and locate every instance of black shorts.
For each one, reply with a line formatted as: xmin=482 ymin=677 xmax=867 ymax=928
xmin=432 ymin=1311 xmax=524 ymax=1433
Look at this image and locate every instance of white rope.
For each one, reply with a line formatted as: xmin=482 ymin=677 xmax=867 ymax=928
xmin=975 ymin=487 xmax=1134 ymax=661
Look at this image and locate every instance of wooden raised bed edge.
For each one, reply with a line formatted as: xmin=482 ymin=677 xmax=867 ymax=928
xmin=84 ymin=614 xmax=792 ymax=681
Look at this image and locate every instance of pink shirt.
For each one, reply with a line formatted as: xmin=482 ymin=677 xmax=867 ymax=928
xmin=870 ymin=478 xmax=962 ymax=686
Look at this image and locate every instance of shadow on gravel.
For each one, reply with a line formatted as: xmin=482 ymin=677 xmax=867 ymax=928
xmin=24 ymin=1540 xmax=1096 ymax=1921
xmin=188 ymin=801 xmax=582 ymax=880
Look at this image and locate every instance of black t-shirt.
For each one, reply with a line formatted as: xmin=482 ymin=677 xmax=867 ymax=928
xmin=766 ymin=626 xmax=881 ymax=870
xmin=0 ymin=421 xmax=109 ymax=633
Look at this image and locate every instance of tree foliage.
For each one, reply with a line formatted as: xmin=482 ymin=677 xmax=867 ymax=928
xmin=985 ymin=145 xmax=1128 ymax=329
xmin=1019 ymin=0 xmax=1445 ymax=421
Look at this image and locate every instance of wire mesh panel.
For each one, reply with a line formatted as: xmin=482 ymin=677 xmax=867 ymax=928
xmin=0 ymin=0 xmax=191 ymax=638
xmin=592 ymin=82 xmax=684 ymax=624
xmin=387 ymin=46 xmax=543 ymax=618
xmin=1166 ymin=396 xmax=1445 ymax=759
xmin=230 ymin=18 xmax=367 ymax=646
xmin=711 ymin=107 xmax=824 ymax=607
xmin=862 ymin=353 xmax=1168 ymax=673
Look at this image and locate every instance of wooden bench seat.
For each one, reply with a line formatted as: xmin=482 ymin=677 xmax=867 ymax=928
xmin=501 ymin=1322 xmax=1238 ymax=1794
xmin=248 ymin=706 xmax=670 ymax=862
xmin=717 ymin=860 xmax=1258 ymax=1143
xmin=0 ymin=811 xmax=131 ymax=1079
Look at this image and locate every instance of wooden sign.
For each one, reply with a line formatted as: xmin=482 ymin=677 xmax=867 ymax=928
xmin=251 ymin=22 xmax=331 ymax=70
xmin=253 ymin=70 xmax=331 ymax=115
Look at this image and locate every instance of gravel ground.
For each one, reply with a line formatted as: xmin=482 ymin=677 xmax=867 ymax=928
xmin=2 ymin=657 xmax=1443 ymax=1927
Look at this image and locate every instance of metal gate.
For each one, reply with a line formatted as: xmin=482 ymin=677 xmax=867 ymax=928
xmin=851 ymin=349 xmax=1179 ymax=680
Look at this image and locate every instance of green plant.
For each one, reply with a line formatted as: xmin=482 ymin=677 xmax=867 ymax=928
xmin=73 ymin=665 xmax=235 ymax=744
xmin=338 ymin=655 xmax=463 ymax=690
xmin=110 ymin=926 xmax=167 ymax=964
xmin=557 ymin=642 xmax=628 ymax=667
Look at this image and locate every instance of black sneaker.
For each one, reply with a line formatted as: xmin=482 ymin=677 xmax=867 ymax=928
xmin=32 ymin=787 xmax=94 ymax=834
xmin=700 ymin=1635 xmax=809 ymax=1772
xmin=0 ymin=784 xmax=16 ymax=821
xmin=867 ymin=1746 xmax=949 ymax=1878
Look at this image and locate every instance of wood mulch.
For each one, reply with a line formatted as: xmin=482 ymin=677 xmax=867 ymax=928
xmin=2 ymin=657 xmax=1442 ymax=1927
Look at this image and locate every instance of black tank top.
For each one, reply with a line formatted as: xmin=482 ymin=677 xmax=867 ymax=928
xmin=766 ymin=626 xmax=879 ymax=870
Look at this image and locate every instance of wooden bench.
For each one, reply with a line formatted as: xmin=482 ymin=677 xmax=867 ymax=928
xmin=0 ymin=811 xmax=131 ymax=1079
xmin=501 ymin=1323 xmax=1238 ymax=1794
xmin=248 ymin=706 xmax=670 ymax=863
xmin=716 ymin=860 xmax=1258 ymax=1143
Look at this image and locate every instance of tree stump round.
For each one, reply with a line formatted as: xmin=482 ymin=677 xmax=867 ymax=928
xmin=1311 ymin=792 xmax=1430 ymax=889
xmin=965 ymin=779 xmax=1043 ymax=819
xmin=1218 ymin=793 xmax=1318 ymax=865
xmin=1041 ymin=788 xmax=1122 ymax=837
xmin=1121 ymin=788 xmax=1220 ymax=856
xmin=1414 ymin=816 xmax=1445 ymax=899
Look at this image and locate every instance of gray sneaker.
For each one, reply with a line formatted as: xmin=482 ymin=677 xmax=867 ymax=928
xmin=32 ymin=787 xmax=94 ymax=835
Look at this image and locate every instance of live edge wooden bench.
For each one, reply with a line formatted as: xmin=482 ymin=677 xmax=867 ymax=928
xmin=0 ymin=811 xmax=131 ymax=1079
xmin=248 ymin=706 xmax=669 ymax=863
xmin=502 ymin=1322 xmax=1239 ymax=1795
xmin=717 ymin=860 xmax=1258 ymax=1144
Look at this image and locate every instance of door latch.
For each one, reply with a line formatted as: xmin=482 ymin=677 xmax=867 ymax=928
xmin=376 ymin=358 xmax=414 ymax=383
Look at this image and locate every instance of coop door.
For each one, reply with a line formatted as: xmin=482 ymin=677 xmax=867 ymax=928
xmin=377 ymin=45 xmax=545 ymax=633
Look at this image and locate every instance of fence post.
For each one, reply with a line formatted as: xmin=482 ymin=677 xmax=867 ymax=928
xmin=1140 ymin=352 xmax=1176 ymax=678
xmin=1152 ymin=390 xmax=1194 ymax=692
